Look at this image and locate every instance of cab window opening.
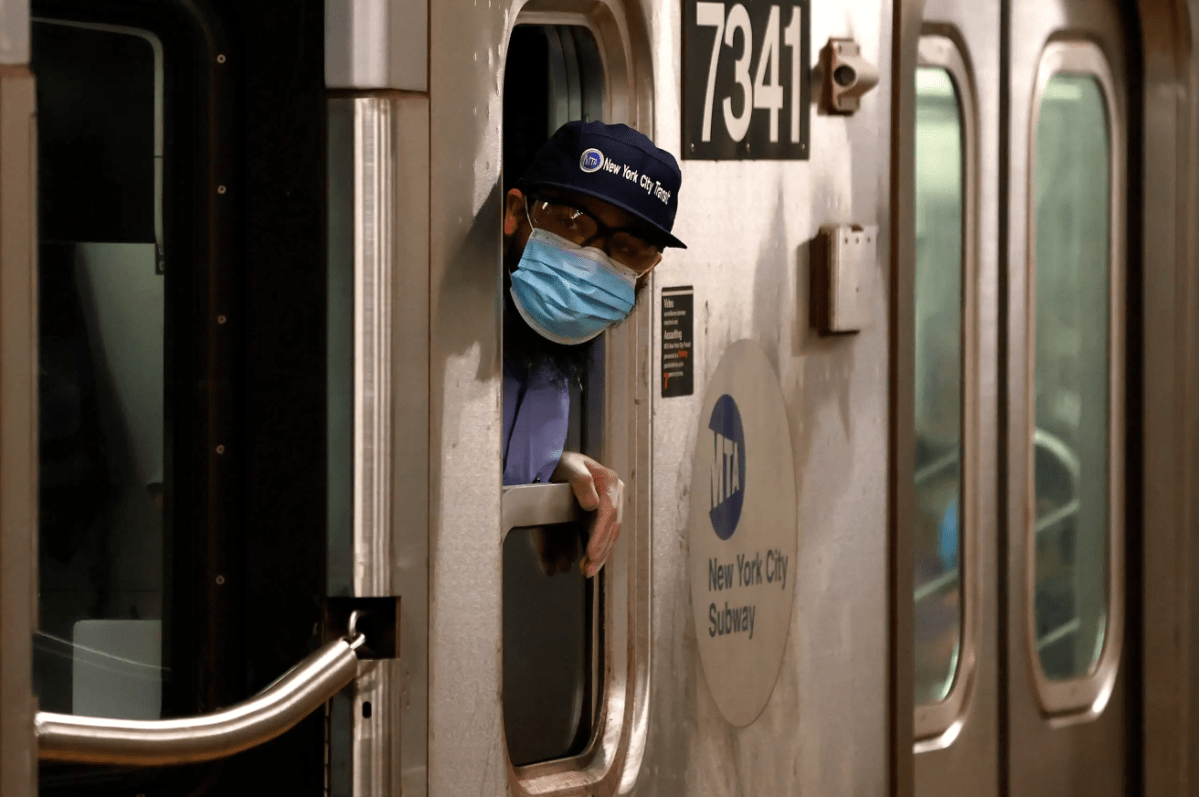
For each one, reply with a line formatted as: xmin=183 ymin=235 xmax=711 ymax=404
xmin=501 ymin=22 xmax=608 ymax=768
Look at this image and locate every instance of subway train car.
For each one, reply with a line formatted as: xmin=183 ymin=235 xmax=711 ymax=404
xmin=0 ymin=0 xmax=1197 ymax=794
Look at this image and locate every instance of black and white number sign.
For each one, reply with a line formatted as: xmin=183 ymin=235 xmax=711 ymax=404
xmin=683 ymin=1 xmax=811 ymax=160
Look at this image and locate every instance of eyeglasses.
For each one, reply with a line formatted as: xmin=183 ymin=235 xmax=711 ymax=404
xmin=526 ymin=194 xmax=662 ymax=273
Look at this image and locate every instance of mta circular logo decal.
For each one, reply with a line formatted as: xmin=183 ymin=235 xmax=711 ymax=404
xmin=708 ymin=394 xmax=746 ymax=540
xmin=579 ymin=148 xmax=604 ymax=173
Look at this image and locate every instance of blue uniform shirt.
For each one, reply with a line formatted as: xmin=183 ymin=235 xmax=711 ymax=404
xmin=502 ymin=359 xmax=571 ymax=486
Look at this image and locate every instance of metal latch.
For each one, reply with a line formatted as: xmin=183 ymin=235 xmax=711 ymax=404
xmin=820 ymin=38 xmax=880 ymax=114
xmin=326 ymin=597 xmax=400 ymax=660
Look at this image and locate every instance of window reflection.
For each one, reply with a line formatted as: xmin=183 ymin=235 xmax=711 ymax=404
xmin=33 ymin=20 xmax=167 ymax=719
xmin=912 ymin=66 xmax=964 ymax=706
xmin=1032 ymin=74 xmax=1111 ymax=681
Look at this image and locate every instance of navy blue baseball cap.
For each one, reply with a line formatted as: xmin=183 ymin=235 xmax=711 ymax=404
xmin=518 ymin=120 xmax=686 ymax=249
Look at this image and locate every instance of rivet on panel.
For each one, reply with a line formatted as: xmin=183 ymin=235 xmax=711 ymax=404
xmin=215 ymin=575 xmax=226 ymax=585
xmin=217 ymin=54 xmax=227 ymax=64
xmin=216 ymin=444 xmax=226 ymax=455
xmin=218 ymin=185 xmax=227 ymax=194
xmin=217 ymin=314 xmax=227 ymax=325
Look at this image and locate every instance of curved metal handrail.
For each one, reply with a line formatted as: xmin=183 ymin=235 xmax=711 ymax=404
xmin=37 ymin=634 xmax=363 ymax=766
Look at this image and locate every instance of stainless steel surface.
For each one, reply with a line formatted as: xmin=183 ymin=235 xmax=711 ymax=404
xmin=643 ymin=0 xmax=892 ymax=793
xmin=889 ymin=4 xmax=920 ymax=789
xmin=0 ymin=0 xmax=28 ymax=64
xmin=351 ymin=97 xmax=395 ymax=601
xmin=325 ymin=0 xmax=427 ymax=91
xmin=501 ymin=483 xmax=586 ymax=534
xmin=36 ymin=636 xmax=362 ymax=765
xmin=1137 ymin=0 xmax=1199 ymax=792
xmin=387 ymin=92 xmax=431 ymax=797
xmin=425 ymin=0 xmax=504 ymax=787
xmin=1005 ymin=0 xmax=1128 ymax=791
xmin=328 ymin=92 xmax=430 ymax=797
xmin=0 ymin=55 xmax=37 ymax=797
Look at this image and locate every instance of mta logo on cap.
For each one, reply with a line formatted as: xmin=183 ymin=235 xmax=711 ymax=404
xmin=519 ymin=120 xmax=687 ymax=249
xmin=580 ymin=148 xmax=604 ymax=173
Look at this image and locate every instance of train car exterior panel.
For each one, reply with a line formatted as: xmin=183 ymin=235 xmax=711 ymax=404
xmin=4 ymin=0 xmax=1199 ymax=794
xmin=902 ymin=0 xmax=1003 ymax=792
xmin=645 ymin=0 xmax=892 ymax=794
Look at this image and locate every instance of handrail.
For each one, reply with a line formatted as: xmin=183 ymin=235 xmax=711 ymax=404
xmin=913 ymin=449 xmax=959 ymax=487
xmin=914 ymin=568 xmax=960 ymax=604
xmin=37 ymin=634 xmax=364 ymax=766
xmin=1035 ymin=498 xmax=1079 ymax=536
xmin=1036 ymin=617 xmax=1080 ymax=651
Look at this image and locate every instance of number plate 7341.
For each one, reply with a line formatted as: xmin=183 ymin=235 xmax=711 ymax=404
xmin=683 ymin=0 xmax=811 ymax=160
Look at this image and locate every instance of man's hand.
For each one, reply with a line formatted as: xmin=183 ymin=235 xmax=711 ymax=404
xmin=552 ymin=451 xmax=624 ymax=578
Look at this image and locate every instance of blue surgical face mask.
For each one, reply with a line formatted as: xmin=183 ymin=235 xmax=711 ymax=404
xmin=510 ymin=227 xmax=638 ymax=346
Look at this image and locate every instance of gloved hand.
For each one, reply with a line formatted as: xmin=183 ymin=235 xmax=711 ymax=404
xmin=551 ymin=451 xmax=624 ymax=578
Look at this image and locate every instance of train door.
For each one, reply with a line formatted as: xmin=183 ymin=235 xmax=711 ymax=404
xmin=1004 ymin=0 xmax=1131 ymax=792
xmin=900 ymin=0 xmax=1135 ymax=793
xmin=0 ymin=3 xmax=37 ymax=792
xmin=3 ymin=1 xmax=352 ymax=795
xmin=897 ymin=0 xmax=1002 ymax=792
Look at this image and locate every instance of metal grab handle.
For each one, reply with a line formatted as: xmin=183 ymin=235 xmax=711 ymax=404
xmin=37 ymin=634 xmax=364 ymax=766
xmin=501 ymin=482 xmax=588 ymax=539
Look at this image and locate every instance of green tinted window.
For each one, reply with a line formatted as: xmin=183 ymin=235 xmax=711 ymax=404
xmin=1031 ymin=74 xmax=1111 ymax=681
xmin=912 ymin=67 xmax=964 ymax=706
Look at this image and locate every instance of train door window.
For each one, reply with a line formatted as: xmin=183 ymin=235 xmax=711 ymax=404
xmin=33 ymin=16 xmax=167 ymax=722
xmin=1028 ymin=45 xmax=1124 ymax=696
xmin=912 ymin=35 xmax=979 ymax=739
xmin=30 ymin=2 xmax=232 ymax=790
xmin=912 ymin=64 xmax=963 ymax=706
xmin=501 ymin=22 xmax=607 ymax=768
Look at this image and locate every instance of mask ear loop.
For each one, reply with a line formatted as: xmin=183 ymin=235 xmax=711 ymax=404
xmin=523 ymin=196 xmax=537 ymax=232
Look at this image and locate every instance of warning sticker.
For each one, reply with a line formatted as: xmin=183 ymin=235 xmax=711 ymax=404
xmin=662 ymin=286 xmax=694 ymax=398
